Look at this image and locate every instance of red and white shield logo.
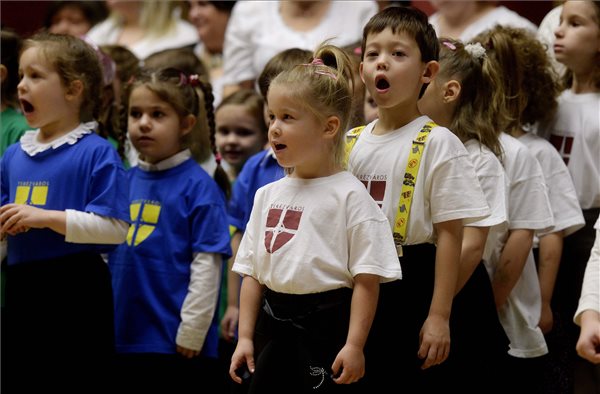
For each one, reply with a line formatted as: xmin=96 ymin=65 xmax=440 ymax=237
xmin=264 ymin=208 xmax=302 ymax=253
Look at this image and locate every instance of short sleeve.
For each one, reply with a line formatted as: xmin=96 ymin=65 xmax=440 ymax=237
xmin=86 ymin=148 xmax=130 ymax=222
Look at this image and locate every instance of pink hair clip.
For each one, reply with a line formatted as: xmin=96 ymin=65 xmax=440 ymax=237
xmin=442 ymin=41 xmax=456 ymax=51
xmin=215 ymin=152 xmax=222 ymax=165
xmin=301 ymin=58 xmax=337 ymax=80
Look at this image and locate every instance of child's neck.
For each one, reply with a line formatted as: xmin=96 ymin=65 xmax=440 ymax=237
xmin=37 ymin=118 xmax=82 ymax=144
xmin=571 ymin=71 xmax=599 ymax=94
xmin=373 ymin=104 xmax=422 ymax=135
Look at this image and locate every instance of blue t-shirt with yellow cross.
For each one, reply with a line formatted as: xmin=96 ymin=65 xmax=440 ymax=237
xmin=0 ymin=132 xmax=129 ymax=265
xmin=108 ymin=158 xmax=231 ymax=356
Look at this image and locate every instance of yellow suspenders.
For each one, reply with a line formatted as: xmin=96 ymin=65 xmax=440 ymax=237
xmin=345 ymin=121 xmax=436 ymax=255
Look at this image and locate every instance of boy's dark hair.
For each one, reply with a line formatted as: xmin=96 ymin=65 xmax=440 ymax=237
xmin=257 ymin=47 xmax=312 ymax=100
xmin=1 ymin=29 xmax=22 ymax=108
xmin=209 ymin=1 xmax=237 ymax=13
xmin=361 ymin=5 xmax=439 ymax=64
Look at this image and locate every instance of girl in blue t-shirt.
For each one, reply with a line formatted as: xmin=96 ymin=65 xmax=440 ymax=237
xmin=0 ymin=33 xmax=129 ymax=392
xmin=108 ymin=67 xmax=232 ymax=392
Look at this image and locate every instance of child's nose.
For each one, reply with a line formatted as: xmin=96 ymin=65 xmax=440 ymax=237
xmin=376 ymin=56 xmax=388 ymax=70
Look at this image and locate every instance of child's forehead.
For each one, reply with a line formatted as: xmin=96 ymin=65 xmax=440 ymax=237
xmin=364 ymin=28 xmax=417 ymax=46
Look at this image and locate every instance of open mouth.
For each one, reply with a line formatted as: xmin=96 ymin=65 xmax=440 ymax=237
xmin=273 ymin=143 xmax=287 ymax=152
xmin=375 ymin=77 xmax=390 ymax=91
xmin=20 ymin=99 xmax=34 ymax=114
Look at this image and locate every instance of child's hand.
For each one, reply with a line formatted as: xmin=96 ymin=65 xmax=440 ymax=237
xmin=418 ymin=313 xmax=450 ymax=369
xmin=229 ymin=338 xmax=255 ymax=384
xmin=176 ymin=345 xmax=200 ymax=359
xmin=220 ymin=305 xmax=239 ymax=342
xmin=331 ymin=343 xmax=364 ymax=384
xmin=576 ymin=310 xmax=600 ymax=364
xmin=0 ymin=204 xmax=44 ymax=235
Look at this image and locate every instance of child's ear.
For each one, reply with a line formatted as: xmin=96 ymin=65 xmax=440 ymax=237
xmin=65 ymin=80 xmax=84 ymax=101
xmin=0 ymin=65 xmax=7 ymax=84
xmin=180 ymin=114 xmax=196 ymax=136
xmin=443 ymin=80 xmax=461 ymax=104
xmin=421 ymin=61 xmax=440 ymax=84
xmin=323 ymin=115 xmax=341 ymax=139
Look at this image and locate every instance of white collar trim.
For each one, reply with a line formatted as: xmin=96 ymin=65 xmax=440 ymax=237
xmin=20 ymin=122 xmax=97 ymax=156
xmin=137 ymin=149 xmax=191 ymax=172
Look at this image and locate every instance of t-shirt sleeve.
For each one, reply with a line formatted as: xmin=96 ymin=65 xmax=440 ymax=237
xmin=347 ymin=218 xmax=402 ymax=283
xmin=232 ymin=188 xmax=264 ymax=278
xmin=190 ymin=187 xmax=232 ymax=258
xmin=86 ymin=148 xmax=130 ymax=222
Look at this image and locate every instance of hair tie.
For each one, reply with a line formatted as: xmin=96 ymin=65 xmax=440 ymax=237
xmin=178 ymin=73 xmax=201 ymax=87
xmin=464 ymin=42 xmax=486 ymax=60
xmin=300 ymin=58 xmax=337 ymax=81
xmin=188 ymin=74 xmax=201 ymax=87
xmin=215 ymin=151 xmax=222 ymax=165
xmin=442 ymin=41 xmax=456 ymax=51
xmin=178 ymin=72 xmax=188 ymax=87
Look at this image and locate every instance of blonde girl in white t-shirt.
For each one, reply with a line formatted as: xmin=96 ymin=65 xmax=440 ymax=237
xmin=229 ymin=43 xmax=401 ymax=393
xmin=417 ymin=36 xmax=511 ymax=393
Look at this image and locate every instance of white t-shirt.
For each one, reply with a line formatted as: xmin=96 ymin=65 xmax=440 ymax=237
xmin=429 ymin=5 xmax=537 ymax=43
xmin=86 ymin=16 xmax=198 ymax=60
xmin=518 ymin=132 xmax=584 ymax=239
xmin=539 ymin=90 xmax=600 ymax=209
xmin=222 ymin=0 xmax=377 ymax=86
xmin=233 ymin=171 xmax=402 ymax=294
xmin=347 ymin=116 xmax=490 ymax=245
xmin=574 ymin=214 xmax=600 ymax=325
xmin=463 ymin=139 xmax=509 ymax=262
xmin=485 ymin=132 xmax=554 ymax=358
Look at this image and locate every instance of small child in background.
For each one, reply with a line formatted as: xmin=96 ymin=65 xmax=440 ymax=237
xmin=417 ymin=36 xmax=511 ymax=392
xmin=499 ymin=27 xmax=585 ymax=394
xmin=99 ymin=44 xmax=141 ymax=165
xmin=473 ymin=26 xmax=555 ymax=394
xmin=108 ymin=67 xmax=232 ymax=392
xmin=221 ymin=47 xmax=311 ymax=347
xmin=348 ymin=6 xmax=490 ymax=391
xmin=229 ymin=42 xmax=402 ymax=393
xmin=1 ymin=29 xmax=30 ymax=157
xmin=1 ymin=32 xmax=129 ymax=392
xmin=540 ymin=1 xmax=600 ymax=391
xmin=215 ymin=89 xmax=267 ymax=182
xmin=45 ymin=0 xmax=108 ymax=37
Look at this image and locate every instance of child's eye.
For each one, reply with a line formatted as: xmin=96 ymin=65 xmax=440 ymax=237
xmin=393 ymin=51 xmax=405 ymax=57
xmin=365 ymin=51 xmax=378 ymax=58
xmin=283 ymin=114 xmax=293 ymax=120
xmin=152 ymin=111 xmax=164 ymax=118
xmin=129 ymin=110 xmax=141 ymax=118
xmin=267 ymin=113 xmax=275 ymax=121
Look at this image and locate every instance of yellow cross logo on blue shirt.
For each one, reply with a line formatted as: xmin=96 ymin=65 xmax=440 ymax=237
xmin=126 ymin=201 xmax=161 ymax=246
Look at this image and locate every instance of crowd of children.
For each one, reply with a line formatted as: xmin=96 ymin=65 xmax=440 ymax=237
xmin=1 ymin=1 xmax=599 ymax=393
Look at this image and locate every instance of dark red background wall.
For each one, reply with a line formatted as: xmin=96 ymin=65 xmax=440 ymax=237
xmin=1 ymin=1 xmax=558 ymax=40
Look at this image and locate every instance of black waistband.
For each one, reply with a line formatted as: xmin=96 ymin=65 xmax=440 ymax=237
xmin=263 ymin=287 xmax=352 ymax=321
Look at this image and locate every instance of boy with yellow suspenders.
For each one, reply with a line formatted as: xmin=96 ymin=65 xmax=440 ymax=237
xmin=346 ymin=6 xmax=490 ymax=391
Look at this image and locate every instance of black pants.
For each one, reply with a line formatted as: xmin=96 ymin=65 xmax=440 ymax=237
xmin=245 ymin=287 xmax=362 ymax=394
xmin=2 ymin=253 xmax=115 ymax=393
